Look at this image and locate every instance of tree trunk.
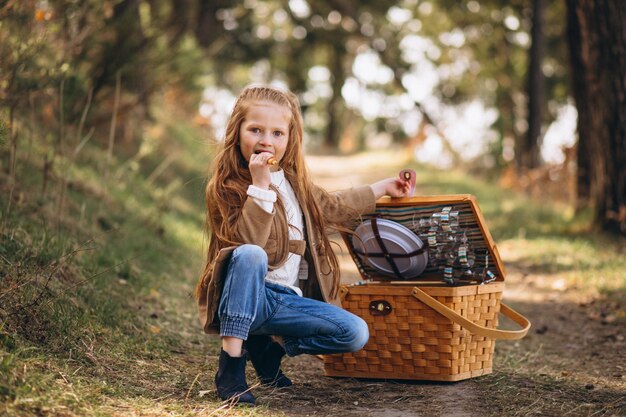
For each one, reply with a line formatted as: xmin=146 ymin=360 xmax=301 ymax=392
xmin=566 ymin=1 xmax=592 ymax=209
xmin=167 ymin=0 xmax=192 ymax=46
xmin=324 ymin=44 xmax=345 ymax=149
xmin=91 ymin=0 xmax=146 ymax=97
xmin=524 ymin=0 xmax=546 ymax=170
xmin=566 ymin=0 xmax=626 ymax=235
xmin=195 ymin=0 xmax=229 ymax=49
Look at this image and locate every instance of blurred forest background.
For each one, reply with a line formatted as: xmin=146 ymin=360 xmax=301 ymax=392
xmin=1 ymin=0 xmax=624 ymax=233
xmin=0 ymin=1 xmax=625 ymax=416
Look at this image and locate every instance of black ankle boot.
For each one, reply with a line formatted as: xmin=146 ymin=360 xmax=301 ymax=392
xmin=245 ymin=335 xmax=293 ymax=388
xmin=214 ymin=349 xmax=256 ymax=405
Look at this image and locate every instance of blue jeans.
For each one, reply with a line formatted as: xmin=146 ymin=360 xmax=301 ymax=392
xmin=217 ymin=244 xmax=369 ymax=357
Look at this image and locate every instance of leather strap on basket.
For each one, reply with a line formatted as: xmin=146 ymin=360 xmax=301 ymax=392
xmin=371 ymin=217 xmax=403 ymax=280
xmin=411 ymin=287 xmax=531 ymax=340
xmin=353 ymin=217 xmax=428 ymax=280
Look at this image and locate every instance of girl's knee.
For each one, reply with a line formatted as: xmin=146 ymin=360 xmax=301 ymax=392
xmin=342 ymin=316 xmax=369 ymax=352
xmin=224 ymin=245 xmax=268 ymax=288
xmin=233 ymin=244 xmax=268 ymax=268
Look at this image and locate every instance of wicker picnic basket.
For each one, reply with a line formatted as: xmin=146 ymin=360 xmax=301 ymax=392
xmin=323 ymin=195 xmax=530 ymax=382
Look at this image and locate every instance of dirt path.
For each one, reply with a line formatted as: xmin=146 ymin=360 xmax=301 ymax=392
xmin=499 ymin=241 xmax=626 ymax=388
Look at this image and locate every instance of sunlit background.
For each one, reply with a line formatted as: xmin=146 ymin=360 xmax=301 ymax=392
xmin=197 ymin=0 xmax=576 ymax=170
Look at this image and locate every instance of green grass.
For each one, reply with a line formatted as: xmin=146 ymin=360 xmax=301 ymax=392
xmin=0 ymin=103 xmax=208 ymax=416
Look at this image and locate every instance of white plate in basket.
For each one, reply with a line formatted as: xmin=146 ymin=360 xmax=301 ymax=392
xmin=352 ymin=219 xmax=428 ymax=279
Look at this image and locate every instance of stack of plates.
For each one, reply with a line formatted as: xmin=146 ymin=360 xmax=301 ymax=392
xmin=352 ymin=219 xmax=428 ymax=279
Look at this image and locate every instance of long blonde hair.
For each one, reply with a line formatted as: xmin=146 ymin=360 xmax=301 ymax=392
xmin=195 ymin=85 xmax=342 ymax=299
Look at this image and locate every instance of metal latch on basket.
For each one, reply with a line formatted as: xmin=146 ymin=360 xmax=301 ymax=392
xmin=369 ymin=300 xmax=392 ymax=316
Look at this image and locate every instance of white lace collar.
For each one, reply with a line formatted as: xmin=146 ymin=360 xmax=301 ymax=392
xmin=270 ymin=169 xmax=286 ymax=188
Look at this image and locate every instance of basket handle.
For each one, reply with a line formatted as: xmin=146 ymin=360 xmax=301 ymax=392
xmin=411 ymin=287 xmax=531 ymax=340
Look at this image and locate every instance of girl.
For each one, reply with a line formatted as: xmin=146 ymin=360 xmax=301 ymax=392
xmin=195 ymin=85 xmax=411 ymax=405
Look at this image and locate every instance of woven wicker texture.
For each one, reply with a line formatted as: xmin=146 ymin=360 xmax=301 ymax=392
xmin=323 ymin=283 xmax=503 ymax=381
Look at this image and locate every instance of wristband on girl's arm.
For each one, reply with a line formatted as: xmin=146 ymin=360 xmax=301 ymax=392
xmin=246 ymin=185 xmax=276 ymax=213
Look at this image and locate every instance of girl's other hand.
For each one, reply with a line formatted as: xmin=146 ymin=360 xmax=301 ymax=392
xmin=370 ymin=177 xmax=412 ymax=199
xmin=249 ymin=152 xmax=273 ymax=189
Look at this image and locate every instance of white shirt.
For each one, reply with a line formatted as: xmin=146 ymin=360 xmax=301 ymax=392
xmin=247 ymin=170 xmax=304 ymax=296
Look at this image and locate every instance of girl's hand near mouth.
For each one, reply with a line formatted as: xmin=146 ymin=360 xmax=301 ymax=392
xmin=249 ymin=151 xmax=274 ymax=189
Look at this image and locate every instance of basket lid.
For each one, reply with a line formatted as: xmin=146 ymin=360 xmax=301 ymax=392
xmin=343 ymin=194 xmax=506 ymax=285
